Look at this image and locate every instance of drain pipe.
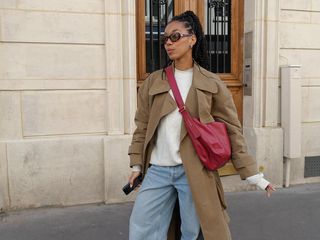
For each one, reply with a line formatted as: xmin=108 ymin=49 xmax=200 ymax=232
xmin=280 ymin=65 xmax=301 ymax=188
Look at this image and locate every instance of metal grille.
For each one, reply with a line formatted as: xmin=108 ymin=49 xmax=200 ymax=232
xmin=304 ymin=156 xmax=320 ymax=178
xmin=206 ymin=0 xmax=231 ymax=73
xmin=145 ymin=0 xmax=174 ymax=73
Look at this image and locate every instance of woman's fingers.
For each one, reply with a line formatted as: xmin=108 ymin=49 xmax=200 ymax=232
xmin=129 ymin=171 xmax=141 ymax=188
xmin=265 ymin=184 xmax=276 ymax=198
xmin=134 ymin=184 xmax=142 ymax=191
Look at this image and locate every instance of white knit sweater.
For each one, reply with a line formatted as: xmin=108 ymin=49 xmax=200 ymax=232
xmin=149 ymin=67 xmax=193 ymax=166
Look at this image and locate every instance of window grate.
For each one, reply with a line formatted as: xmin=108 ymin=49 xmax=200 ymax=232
xmin=304 ymin=156 xmax=320 ymax=178
xmin=206 ymin=0 xmax=231 ymax=73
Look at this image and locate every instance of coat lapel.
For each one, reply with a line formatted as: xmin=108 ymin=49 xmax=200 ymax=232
xmin=144 ymin=72 xmax=176 ymax=148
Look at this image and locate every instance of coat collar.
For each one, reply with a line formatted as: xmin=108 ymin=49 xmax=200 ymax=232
xmin=192 ymin=63 xmax=218 ymax=94
xmin=144 ymin=62 xmax=219 ymax=148
xmin=148 ymin=62 xmax=218 ymax=96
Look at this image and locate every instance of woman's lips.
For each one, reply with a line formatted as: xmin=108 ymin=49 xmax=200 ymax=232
xmin=166 ymin=49 xmax=174 ymax=54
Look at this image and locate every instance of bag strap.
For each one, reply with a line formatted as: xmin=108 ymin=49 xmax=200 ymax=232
xmin=164 ymin=66 xmax=187 ymax=113
xmin=165 ymin=65 xmax=201 ymax=139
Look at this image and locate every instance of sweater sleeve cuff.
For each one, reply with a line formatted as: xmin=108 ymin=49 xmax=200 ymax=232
xmin=246 ymin=172 xmax=270 ymax=190
xmin=132 ymin=165 xmax=142 ymax=172
xmin=257 ymin=178 xmax=270 ymax=190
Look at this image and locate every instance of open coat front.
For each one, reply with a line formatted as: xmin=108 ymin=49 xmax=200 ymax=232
xmin=128 ymin=63 xmax=258 ymax=240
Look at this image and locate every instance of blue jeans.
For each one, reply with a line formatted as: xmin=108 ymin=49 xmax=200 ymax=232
xmin=129 ymin=164 xmax=201 ymax=240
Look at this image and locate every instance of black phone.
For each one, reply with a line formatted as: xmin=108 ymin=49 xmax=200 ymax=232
xmin=122 ymin=174 xmax=143 ymax=195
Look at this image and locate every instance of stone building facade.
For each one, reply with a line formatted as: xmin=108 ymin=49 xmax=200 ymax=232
xmin=1 ymin=0 xmax=320 ymax=211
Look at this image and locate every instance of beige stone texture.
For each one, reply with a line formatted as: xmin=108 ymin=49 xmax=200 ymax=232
xmin=0 ymin=79 xmax=106 ymax=91
xmin=311 ymin=11 xmax=320 ymax=24
xmin=0 ymin=142 xmax=9 ymax=211
xmin=105 ymin=13 xmax=124 ymax=134
xmin=265 ymin=0 xmax=280 ymax=21
xmin=300 ymin=78 xmax=320 ymax=88
xmin=121 ymin=8 xmax=137 ymax=134
xmin=221 ymin=175 xmax=257 ymax=192
xmin=243 ymin=96 xmax=254 ymax=128
xmin=312 ymin=0 xmax=320 ymax=11
xmin=121 ymin=0 xmax=135 ymax=15
xmin=288 ymin=157 xmax=306 ymax=185
xmin=281 ymin=10 xmax=311 ymax=23
xmin=16 ymin=0 xmax=104 ymax=13
xmin=280 ymin=49 xmax=320 ymax=80
xmin=21 ymin=90 xmax=106 ymax=137
xmin=244 ymin=127 xmax=284 ymax=188
xmin=105 ymin=0 xmax=121 ymax=14
xmin=0 ymin=43 xmax=105 ymax=80
xmin=280 ymin=22 xmax=320 ymax=49
xmin=104 ymin=135 xmax=137 ymax=203
xmin=6 ymin=137 xmax=104 ymax=209
xmin=244 ymin=0 xmax=255 ymax=24
xmin=123 ymin=78 xmax=137 ymax=134
xmin=302 ymin=87 xmax=320 ymax=122
xmin=0 ymin=1 xmax=16 ymax=8
xmin=122 ymin=14 xmax=136 ymax=79
xmin=302 ymin=123 xmax=320 ymax=156
xmin=280 ymin=0 xmax=312 ymax=11
xmin=265 ymin=25 xmax=280 ymax=79
xmin=0 ymin=92 xmax=22 ymax=139
xmin=105 ymin=14 xmax=123 ymax=79
xmin=105 ymin=78 xmax=124 ymax=135
xmin=264 ymin=5 xmax=280 ymax=127
xmin=264 ymin=78 xmax=280 ymax=127
xmin=245 ymin=0 xmax=280 ymax=128
xmin=0 ymin=9 xmax=104 ymax=44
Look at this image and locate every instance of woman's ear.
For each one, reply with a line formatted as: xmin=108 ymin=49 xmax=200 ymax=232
xmin=190 ymin=35 xmax=197 ymax=47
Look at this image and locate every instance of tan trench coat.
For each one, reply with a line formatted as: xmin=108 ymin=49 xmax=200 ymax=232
xmin=128 ymin=63 xmax=258 ymax=240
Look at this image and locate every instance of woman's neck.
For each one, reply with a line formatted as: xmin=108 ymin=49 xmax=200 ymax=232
xmin=174 ymin=57 xmax=193 ymax=71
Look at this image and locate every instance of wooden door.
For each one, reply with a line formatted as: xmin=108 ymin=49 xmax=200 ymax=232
xmin=136 ymin=0 xmax=244 ymax=176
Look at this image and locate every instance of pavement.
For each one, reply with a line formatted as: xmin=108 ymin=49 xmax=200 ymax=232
xmin=0 ymin=183 xmax=319 ymax=240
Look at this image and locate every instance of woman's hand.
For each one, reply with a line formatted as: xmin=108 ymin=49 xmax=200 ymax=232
xmin=265 ymin=184 xmax=276 ymax=198
xmin=129 ymin=171 xmax=142 ymax=188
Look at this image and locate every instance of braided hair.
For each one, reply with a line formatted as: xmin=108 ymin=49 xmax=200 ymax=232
xmin=166 ymin=11 xmax=209 ymax=70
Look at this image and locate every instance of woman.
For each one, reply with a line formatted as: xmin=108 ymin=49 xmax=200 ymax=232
xmin=128 ymin=11 xmax=275 ymax=240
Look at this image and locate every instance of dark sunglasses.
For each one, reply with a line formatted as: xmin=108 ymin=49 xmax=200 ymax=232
xmin=161 ymin=32 xmax=193 ymax=45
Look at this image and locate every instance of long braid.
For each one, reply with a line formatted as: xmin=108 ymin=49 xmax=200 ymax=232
xmin=165 ymin=11 xmax=209 ymax=70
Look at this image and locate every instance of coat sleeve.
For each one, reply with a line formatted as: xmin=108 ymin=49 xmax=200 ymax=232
xmin=211 ymin=80 xmax=258 ymax=179
xmin=128 ymin=77 xmax=150 ymax=168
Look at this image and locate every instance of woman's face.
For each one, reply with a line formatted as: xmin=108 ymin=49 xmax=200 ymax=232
xmin=163 ymin=21 xmax=196 ymax=61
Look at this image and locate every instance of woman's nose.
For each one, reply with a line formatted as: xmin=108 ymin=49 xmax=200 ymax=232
xmin=165 ymin=38 xmax=173 ymax=45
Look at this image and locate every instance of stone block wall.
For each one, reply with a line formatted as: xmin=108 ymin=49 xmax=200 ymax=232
xmin=242 ymin=0 xmax=320 ymax=187
xmin=0 ymin=0 xmax=137 ymax=211
xmin=279 ymin=0 xmax=320 ymax=184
